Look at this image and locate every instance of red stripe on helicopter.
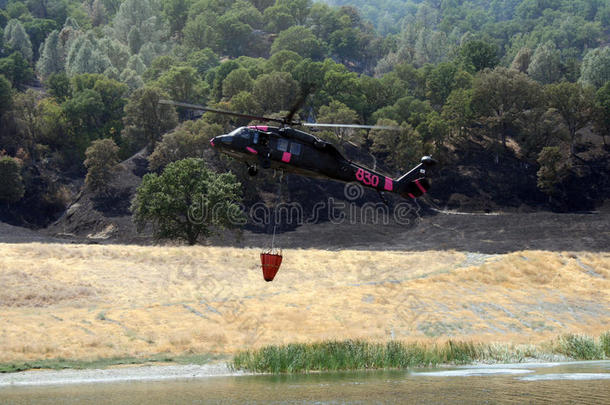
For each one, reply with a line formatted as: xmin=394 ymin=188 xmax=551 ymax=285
xmin=414 ymin=179 xmax=427 ymax=194
xmin=249 ymin=125 xmax=268 ymax=131
xmin=384 ymin=177 xmax=393 ymax=191
xmin=282 ymin=152 xmax=291 ymax=162
xmin=246 ymin=147 xmax=257 ymax=154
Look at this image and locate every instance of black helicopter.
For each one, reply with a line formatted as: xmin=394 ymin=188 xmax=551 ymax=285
xmin=160 ymin=100 xmax=436 ymax=200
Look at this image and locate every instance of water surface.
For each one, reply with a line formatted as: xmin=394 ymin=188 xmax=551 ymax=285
xmin=1 ymin=361 xmax=609 ymax=404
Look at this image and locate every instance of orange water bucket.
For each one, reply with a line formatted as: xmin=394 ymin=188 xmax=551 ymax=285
xmin=260 ymin=252 xmax=282 ymax=282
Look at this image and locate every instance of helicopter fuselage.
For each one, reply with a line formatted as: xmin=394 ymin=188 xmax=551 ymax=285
xmin=210 ymin=126 xmax=434 ymax=199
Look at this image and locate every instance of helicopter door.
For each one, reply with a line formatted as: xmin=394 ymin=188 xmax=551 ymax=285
xmin=273 ymin=139 xmax=301 ymax=163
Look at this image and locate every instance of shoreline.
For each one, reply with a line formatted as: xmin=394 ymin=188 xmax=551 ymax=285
xmin=0 ymin=363 xmax=248 ymax=387
xmin=2 ymin=360 xmax=610 ymax=388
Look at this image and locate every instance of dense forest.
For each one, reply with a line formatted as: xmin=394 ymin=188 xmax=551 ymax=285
xmin=0 ymin=0 xmax=608 ymax=229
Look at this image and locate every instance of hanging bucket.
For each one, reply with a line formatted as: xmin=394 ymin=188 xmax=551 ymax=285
xmin=260 ymin=250 xmax=282 ymax=282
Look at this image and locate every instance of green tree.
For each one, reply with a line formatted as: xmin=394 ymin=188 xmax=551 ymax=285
xmin=515 ymin=107 xmax=566 ymax=158
xmin=126 ymin=54 xmax=146 ymax=75
xmin=593 ymin=82 xmax=610 ymax=145
xmin=89 ymin=0 xmax=108 ymax=27
xmin=119 ymin=68 xmax=143 ymax=91
xmin=416 ymin=111 xmax=448 ymax=149
xmin=112 ymin=0 xmax=168 ymax=46
xmin=65 ymin=34 xmax=111 ymax=76
xmin=537 ymin=146 xmax=569 ymax=197
xmin=183 ymin=12 xmax=221 ymax=51
xmin=11 ymin=89 xmax=41 ymax=155
xmin=228 ymin=90 xmax=263 ymax=122
xmin=24 ymin=18 xmax=59 ymax=61
xmin=425 ymin=62 xmax=458 ymax=107
xmin=579 ymin=47 xmax=610 ymax=89
xmin=252 ymin=71 xmax=297 ymax=113
xmin=131 ymin=158 xmax=244 ymax=245
xmin=99 ymin=37 xmax=130 ymax=73
xmin=528 ymin=41 xmax=562 ymax=85
xmin=441 ymin=88 xmax=473 ymax=140
xmin=84 ymin=138 xmax=120 ymax=195
xmin=216 ymin=12 xmax=253 ymax=57
xmin=0 ymin=156 xmax=25 ymax=204
xmin=545 ymin=81 xmax=596 ymax=156
xmin=3 ymin=19 xmax=33 ymax=61
xmin=62 ymin=88 xmax=104 ymax=139
xmin=370 ymin=120 xmax=423 ymax=172
xmin=414 ymin=28 xmax=448 ymax=67
xmin=142 ymin=54 xmax=177 ymax=82
xmin=270 ymin=26 xmax=325 ymax=60
xmin=317 ymin=99 xmax=359 ymax=145
xmin=459 ymin=39 xmax=499 ymax=72
xmin=0 ymin=74 xmax=12 ymax=117
xmin=510 ymin=47 xmax=532 ymax=73
xmin=148 ymin=120 xmax=222 ymax=170
xmin=36 ymin=30 xmax=63 ymax=79
xmin=221 ymin=67 xmax=252 ymax=100
xmin=162 ymin=0 xmax=191 ymax=35
xmin=87 ymin=74 xmax=128 ymax=136
xmin=186 ymin=48 xmax=219 ymax=76
xmin=276 ymin=0 xmax=311 ymax=25
xmin=121 ymin=86 xmax=178 ymax=150
xmin=263 ymin=4 xmax=295 ymax=33
xmin=0 ymin=51 xmax=34 ymax=88
xmin=6 ymin=2 xmax=31 ymax=20
xmin=155 ymin=65 xmax=208 ymax=104
xmin=471 ymin=67 xmax=543 ymax=149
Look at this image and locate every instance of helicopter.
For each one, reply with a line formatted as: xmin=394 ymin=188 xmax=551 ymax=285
xmin=159 ymin=100 xmax=436 ymax=200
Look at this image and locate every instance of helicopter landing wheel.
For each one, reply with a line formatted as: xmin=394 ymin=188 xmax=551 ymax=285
xmin=248 ymin=165 xmax=258 ymax=176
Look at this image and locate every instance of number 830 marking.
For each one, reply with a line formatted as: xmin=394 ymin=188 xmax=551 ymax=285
xmin=355 ymin=167 xmax=379 ymax=187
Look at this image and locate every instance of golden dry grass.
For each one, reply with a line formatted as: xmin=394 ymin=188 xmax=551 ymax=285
xmin=0 ymin=243 xmax=608 ymax=363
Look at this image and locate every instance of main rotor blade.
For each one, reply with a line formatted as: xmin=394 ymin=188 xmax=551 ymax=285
xmin=285 ymin=84 xmax=315 ymax=125
xmin=159 ymin=100 xmax=285 ymax=124
xmin=301 ymin=122 xmax=401 ymax=130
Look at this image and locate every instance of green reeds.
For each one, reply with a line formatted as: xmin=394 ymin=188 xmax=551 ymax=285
xmin=232 ymin=340 xmax=487 ymax=373
xmin=555 ymin=333 xmax=605 ymax=360
xmin=232 ymin=332 xmax=610 ymax=373
xmin=601 ymin=331 xmax=610 ymax=357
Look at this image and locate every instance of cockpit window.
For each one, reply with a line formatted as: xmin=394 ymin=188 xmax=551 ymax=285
xmin=228 ymin=127 xmax=242 ymax=137
xmin=228 ymin=127 xmax=252 ymax=139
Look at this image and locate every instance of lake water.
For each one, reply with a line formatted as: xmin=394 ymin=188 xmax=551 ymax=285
xmin=1 ymin=361 xmax=609 ymax=404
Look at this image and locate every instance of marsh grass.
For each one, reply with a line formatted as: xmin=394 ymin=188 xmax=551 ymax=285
xmin=232 ymin=340 xmax=491 ymax=373
xmin=232 ymin=333 xmax=610 ymax=373
xmin=601 ymin=331 xmax=610 ymax=357
xmin=555 ymin=333 xmax=605 ymax=360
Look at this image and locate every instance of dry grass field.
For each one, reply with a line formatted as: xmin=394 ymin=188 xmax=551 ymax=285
xmin=0 ymin=243 xmax=608 ymax=363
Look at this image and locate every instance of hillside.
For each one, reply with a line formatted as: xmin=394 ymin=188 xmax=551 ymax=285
xmin=1 ymin=0 xmax=609 ymax=232
xmin=1 ymin=243 xmax=608 ymax=363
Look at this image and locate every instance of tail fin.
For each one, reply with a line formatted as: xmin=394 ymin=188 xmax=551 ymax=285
xmin=396 ymin=156 xmax=436 ymax=199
